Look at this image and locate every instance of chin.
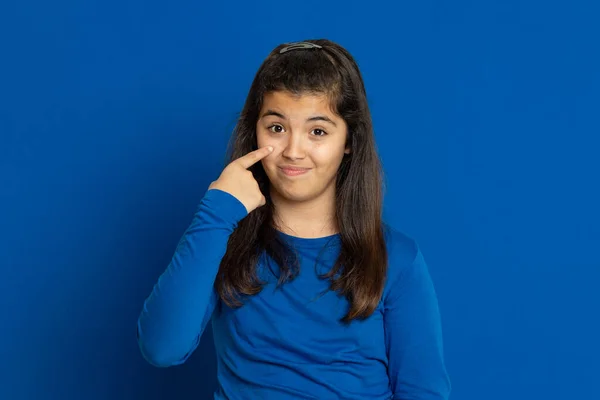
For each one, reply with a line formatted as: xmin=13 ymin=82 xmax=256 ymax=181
xmin=272 ymin=186 xmax=306 ymax=202
xmin=270 ymin=181 xmax=314 ymax=203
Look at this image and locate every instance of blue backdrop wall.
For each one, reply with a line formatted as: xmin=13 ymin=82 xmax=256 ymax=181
xmin=1 ymin=1 xmax=598 ymax=399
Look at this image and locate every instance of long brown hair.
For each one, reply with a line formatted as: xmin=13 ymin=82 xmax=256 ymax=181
xmin=215 ymin=39 xmax=388 ymax=323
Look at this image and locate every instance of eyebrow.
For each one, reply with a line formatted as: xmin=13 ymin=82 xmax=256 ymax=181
xmin=260 ymin=109 xmax=338 ymax=127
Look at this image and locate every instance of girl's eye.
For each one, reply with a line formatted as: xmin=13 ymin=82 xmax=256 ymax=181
xmin=267 ymin=125 xmax=327 ymax=137
xmin=268 ymin=125 xmax=284 ymax=133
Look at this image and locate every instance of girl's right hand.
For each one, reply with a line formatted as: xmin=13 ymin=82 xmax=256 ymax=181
xmin=208 ymin=146 xmax=273 ymax=214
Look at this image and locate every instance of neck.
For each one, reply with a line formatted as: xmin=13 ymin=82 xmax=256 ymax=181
xmin=270 ymin=189 xmax=338 ymax=239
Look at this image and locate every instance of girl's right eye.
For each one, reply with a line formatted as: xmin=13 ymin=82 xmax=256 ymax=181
xmin=268 ymin=125 xmax=284 ymax=133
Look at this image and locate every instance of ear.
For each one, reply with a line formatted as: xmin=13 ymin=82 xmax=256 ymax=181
xmin=344 ymin=146 xmax=351 ymax=155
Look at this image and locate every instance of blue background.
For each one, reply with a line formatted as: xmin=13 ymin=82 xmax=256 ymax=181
xmin=1 ymin=1 xmax=598 ymax=399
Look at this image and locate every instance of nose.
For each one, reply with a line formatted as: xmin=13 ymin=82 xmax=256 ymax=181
xmin=281 ymin=132 xmax=306 ymax=161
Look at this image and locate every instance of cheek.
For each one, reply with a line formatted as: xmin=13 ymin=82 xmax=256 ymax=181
xmin=256 ymin=132 xmax=267 ymax=148
xmin=255 ymin=135 xmax=276 ymax=171
xmin=256 ymin=131 xmax=279 ymax=153
xmin=257 ymin=132 xmax=285 ymax=163
xmin=312 ymin=145 xmax=345 ymax=170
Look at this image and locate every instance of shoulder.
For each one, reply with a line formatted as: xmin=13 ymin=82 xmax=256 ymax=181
xmin=382 ymin=222 xmax=420 ymax=268
xmin=381 ymin=223 xmax=428 ymax=302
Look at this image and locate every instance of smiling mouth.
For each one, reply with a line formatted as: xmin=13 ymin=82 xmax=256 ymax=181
xmin=279 ymin=167 xmax=310 ymax=176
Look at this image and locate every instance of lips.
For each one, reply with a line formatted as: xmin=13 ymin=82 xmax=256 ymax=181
xmin=279 ymin=166 xmax=311 ymax=176
xmin=279 ymin=166 xmax=311 ymax=172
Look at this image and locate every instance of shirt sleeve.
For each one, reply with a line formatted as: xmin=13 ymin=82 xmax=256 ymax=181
xmin=384 ymin=241 xmax=452 ymax=399
xmin=136 ymin=188 xmax=248 ymax=367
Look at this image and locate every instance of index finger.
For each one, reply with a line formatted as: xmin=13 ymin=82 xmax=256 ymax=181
xmin=236 ymin=146 xmax=274 ymax=169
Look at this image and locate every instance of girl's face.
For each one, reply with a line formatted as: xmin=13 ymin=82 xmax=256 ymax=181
xmin=256 ymin=90 xmax=351 ymax=205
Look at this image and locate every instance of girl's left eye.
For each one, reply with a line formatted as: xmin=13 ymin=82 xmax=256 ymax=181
xmin=312 ymin=129 xmax=327 ymax=137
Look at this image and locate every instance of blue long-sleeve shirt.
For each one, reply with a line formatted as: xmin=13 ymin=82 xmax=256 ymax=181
xmin=137 ymin=189 xmax=451 ymax=399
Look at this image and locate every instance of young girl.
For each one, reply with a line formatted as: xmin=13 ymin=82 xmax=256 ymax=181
xmin=137 ymin=39 xmax=451 ymax=400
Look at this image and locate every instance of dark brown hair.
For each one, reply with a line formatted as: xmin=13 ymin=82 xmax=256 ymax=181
xmin=215 ymin=39 xmax=388 ymax=322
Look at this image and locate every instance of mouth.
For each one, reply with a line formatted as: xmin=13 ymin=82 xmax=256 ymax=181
xmin=278 ymin=166 xmax=311 ymax=177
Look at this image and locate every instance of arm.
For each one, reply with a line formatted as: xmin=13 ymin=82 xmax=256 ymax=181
xmin=136 ymin=189 xmax=248 ymax=367
xmin=384 ymin=243 xmax=452 ymax=399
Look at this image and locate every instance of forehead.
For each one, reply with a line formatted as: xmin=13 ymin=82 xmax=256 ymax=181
xmin=261 ymin=91 xmax=337 ymax=116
